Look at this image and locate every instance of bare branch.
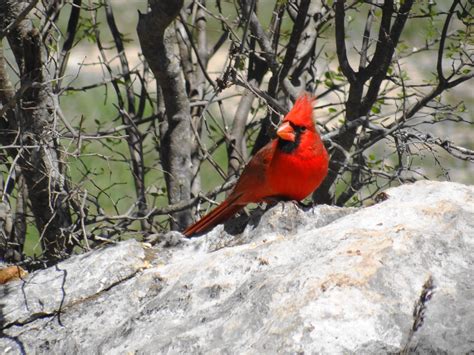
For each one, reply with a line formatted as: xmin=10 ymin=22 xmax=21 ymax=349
xmin=437 ymin=0 xmax=461 ymax=83
xmin=335 ymin=0 xmax=356 ymax=83
xmin=56 ymin=0 xmax=81 ymax=88
xmin=278 ymin=0 xmax=311 ymax=85
xmin=359 ymin=6 xmax=375 ymax=71
xmin=104 ymin=0 xmax=148 ymax=229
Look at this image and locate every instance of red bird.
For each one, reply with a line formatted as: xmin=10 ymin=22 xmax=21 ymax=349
xmin=184 ymin=93 xmax=329 ymax=237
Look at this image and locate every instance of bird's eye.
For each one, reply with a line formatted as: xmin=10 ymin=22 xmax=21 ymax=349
xmin=300 ymin=126 xmax=307 ymax=132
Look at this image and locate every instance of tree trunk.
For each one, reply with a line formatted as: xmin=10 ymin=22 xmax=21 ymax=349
xmin=1 ymin=1 xmax=74 ymax=262
xmin=137 ymin=0 xmax=193 ymax=230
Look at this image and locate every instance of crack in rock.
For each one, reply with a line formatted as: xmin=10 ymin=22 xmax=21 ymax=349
xmin=412 ymin=276 xmax=435 ymax=332
xmin=402 ymin=275 xmax=435 ymax=353
xmin=1 ymin=268 xmax=143 ymax=331
xmin=1 ymin=240 xmax=146 ymax=331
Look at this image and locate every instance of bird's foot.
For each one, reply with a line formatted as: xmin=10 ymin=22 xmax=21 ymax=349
xmin=296 ymin=200 xmax=313 ymax=210
xmin=145 ymin=231 xmax=188 ymax=247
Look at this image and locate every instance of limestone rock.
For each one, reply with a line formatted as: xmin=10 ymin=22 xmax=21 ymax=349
xmin=0 ymin=181 xmax=473 ymax=354
xmin=1 ymin=239 xmax=146 ymax=328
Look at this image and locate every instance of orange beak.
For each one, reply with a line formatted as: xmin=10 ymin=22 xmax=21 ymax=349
xmin=276 ymin=121 xmax=295 ymax=142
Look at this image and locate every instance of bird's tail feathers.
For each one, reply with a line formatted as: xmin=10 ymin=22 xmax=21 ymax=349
xmin=183 ymin=194 xmax=243 ymax=237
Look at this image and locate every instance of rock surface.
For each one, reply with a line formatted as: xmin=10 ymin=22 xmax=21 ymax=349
xmin=1 ymin=181 xmax=473 ymax=354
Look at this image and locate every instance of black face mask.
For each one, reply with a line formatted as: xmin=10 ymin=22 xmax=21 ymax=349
xmin=277 ymin=124 xmax=306 ymax=154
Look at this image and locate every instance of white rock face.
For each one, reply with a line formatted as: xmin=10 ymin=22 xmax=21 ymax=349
xmin=1 ymin=181 xmax=473 ymax=354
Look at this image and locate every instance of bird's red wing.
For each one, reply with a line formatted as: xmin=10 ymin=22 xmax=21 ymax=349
xmin=229 ymin=141 xmax=276 ymax=204
xmin=184 ymin=141 xmax=277 ymax=237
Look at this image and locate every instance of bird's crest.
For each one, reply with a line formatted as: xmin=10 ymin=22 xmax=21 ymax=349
xmin=282 ymin=93 xmax=316 ymax=129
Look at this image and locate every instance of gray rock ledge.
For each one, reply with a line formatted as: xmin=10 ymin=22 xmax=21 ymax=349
xmin=1 ymin=181 xmax=473 ymax=354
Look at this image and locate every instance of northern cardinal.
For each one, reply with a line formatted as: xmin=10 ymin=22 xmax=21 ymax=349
xmin=184 ymin=93 xmax=329 ymax=237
